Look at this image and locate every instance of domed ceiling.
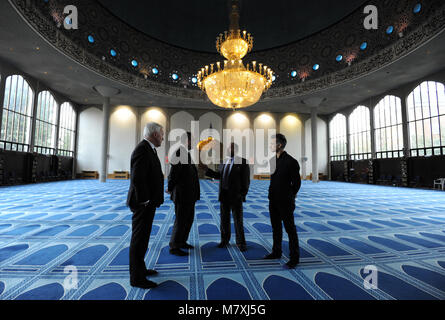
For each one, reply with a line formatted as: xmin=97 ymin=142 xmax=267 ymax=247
xmin=1 ymin=0 xmax=445 ymax=114
xmin=97 ymin=0 xmax=368 ymax=52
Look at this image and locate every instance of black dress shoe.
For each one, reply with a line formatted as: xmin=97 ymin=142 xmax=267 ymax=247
xmin=286 ymin=260 xmax=299 ymax=269
xmin=264 ymin=253 xmax=281 ymax=259
xmin=145 ymin=269 xmax=158 ymax=276
xmin=181 ymin=243 xmax=194 ymax=249
xmin=169 ymin=248 xmax=189 ymax=256
xmin=217 ymin=242 xmax=228 ymax=248
xmin=130 ymin=279 xmax=158 ymax=289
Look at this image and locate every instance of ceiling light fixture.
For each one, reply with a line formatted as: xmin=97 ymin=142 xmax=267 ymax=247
xmin=197 ymin=0 xmax=274 ymax=110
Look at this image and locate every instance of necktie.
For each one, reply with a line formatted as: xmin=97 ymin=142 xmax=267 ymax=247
xmin=153 ymin=148 xmax=161 ymax=171
xmin=222 ymin=159 xmax=231 ymax=190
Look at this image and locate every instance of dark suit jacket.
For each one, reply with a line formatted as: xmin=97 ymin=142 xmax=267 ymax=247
xmin=206 ymin=157 xmax=250 ymax=203
xmin=268 ymin=151 xmax=301 ymax=203
xmin=127 ymin=140 xmax=164 ymax=211
xmin=167 ymin=146 xmax=200 ymax=204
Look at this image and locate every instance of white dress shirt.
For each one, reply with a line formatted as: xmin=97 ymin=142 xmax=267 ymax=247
xmin=144 ymin=138 xmax=157 ymax=153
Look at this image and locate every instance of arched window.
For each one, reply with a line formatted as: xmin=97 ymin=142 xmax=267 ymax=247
xmin=349 ymin=105 xmax=371 ymax=160
xmin=34 ymin=91 xmax=58 ymax=155
xmin=374 ymin=95 xmax=403 ymax=158
xmin=58 ymin=102 xmax=76 ymax=157
xmin=407 ymin=81 xmax=445 ymax=157
xmin=329 ymin=113 xmax=347 ymax=161
xmin=0 ymin=75 xmax=34 ymax=152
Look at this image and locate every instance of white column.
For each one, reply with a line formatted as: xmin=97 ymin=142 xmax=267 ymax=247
xmin=311 ymin=107 xmax=319 ymax=183
xmin=72 ymin=108 xmax=80 ymax=179
xmin=346 ymin=113 xmax=351 ymax=161
xmin=301 ymin=118 xmax=307 ymax=179
xmin=54 ymin=101 xmax=62 ymax=155
xmin=327 ymin=117 xmax=332 ymax=180
xmin=164 ymin=110 xmax=171 ymax=178
xmin=135 ymin=107 xmax=142 ymax=146
xmin=29 ymin=81 xmax=41 ymax=152
xmin=302 ymin=97 xmax=326 ymax=183
xmin=93 ymin=86 xmax=120 ymax=183
xmin=369 ymin=106 xmax=376 ymax=158
xmin=100 ymin=97 xmax=110 ymax=183
xmin=400 ymin=98 xmax=410 ymax=157
xmin=0 ymin=75 xmax=6 ymax=135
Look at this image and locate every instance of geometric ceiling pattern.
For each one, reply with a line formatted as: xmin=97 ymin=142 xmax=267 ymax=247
xmin=9 ymin=0 xmax=445 ymax=104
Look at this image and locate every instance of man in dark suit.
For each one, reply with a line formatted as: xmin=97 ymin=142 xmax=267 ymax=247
xmin=265 ymin=134 xmax=301 ymax=268
xmin=127 ymin=122 xmax=165 ymax=289
xmin=167 ymin=132 xmax=200 ymax=256
xmin=200 ymin=143 xmax=250 ymax=251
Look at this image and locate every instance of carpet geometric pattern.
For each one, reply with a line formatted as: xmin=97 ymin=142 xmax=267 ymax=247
xmin=0 ymin=180 xmax=444 ymax=300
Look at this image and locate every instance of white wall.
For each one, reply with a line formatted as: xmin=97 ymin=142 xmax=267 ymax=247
xmin=280 ymin=114 xmax=303 ymax=165
xmin=199 ymin=112 xmax=223 ymax=166
xmin=77 ymin=107 xmax=103 ymax=173
xmin=141 ymin=108 xmax=167 ymax=174
xmin=76 ymin=107 xmax=330 ymax=179
xmin=199 ymin=112 xmax=223 ymax=140
xmin=253 ymin=114 xmax=276 ymax=174
xmin=170 ymin=111 xmax=194 ymax=132
xmin=169 ymin=111 xmax=194 ymax=169
xmin=109 ymin=106 xmax=136 ymax=173
xmin=305 ymin=117 xmax=328 ymax=176
xmin=226 ymin=112 xmax=254 ymax=161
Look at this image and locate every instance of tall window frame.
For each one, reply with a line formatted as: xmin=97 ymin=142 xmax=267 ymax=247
xmin=374 ymin=95 xmax=404 ymax=159
xmin=329 ymin=113 xmax=347 ymax=161
xmin=349 ymin=105 xmax=372 ymax=160
xmin=0 ymin=75 xmax=34 ymax=152
xmin=34 ymin=91 xmax=58 ymax=155
xmin=58 ymin=102 xmax=76 ymax=157
xmin=407 ymin=81 xmax=445 ymax=157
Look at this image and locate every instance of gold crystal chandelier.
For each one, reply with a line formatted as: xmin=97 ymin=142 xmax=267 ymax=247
xmin=197 ymin=0 xmax=274 ymax=110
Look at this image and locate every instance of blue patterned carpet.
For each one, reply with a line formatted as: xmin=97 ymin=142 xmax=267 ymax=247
xmin=0 ymin=179 xmax=444 ymax=300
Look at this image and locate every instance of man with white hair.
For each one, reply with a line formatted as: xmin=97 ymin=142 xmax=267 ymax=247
xmin=127 ymin=122 xmax=164 ymax=289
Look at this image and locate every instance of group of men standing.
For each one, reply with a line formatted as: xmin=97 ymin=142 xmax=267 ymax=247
xmin=127 ymin=122 xmax=302 ymax=289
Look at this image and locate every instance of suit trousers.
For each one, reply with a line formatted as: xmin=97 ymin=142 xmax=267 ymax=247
xmin=129 ymin=203 xmax=156 ymax=281
xmin=220 ymin=196 xmax=246 ymax=246
xmin=269 ymin=200 xmax=300 ymax=261
xmin=169 ymin=201 xmax=196 ymax=249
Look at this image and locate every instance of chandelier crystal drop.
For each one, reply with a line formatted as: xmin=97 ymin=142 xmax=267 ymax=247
xmin=197 ymin=0 xmax=274 ymax=109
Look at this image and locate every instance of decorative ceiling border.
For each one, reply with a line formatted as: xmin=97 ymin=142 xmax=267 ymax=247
xmin=263 ymin=1 xmax=445 ymax=100
xmin=8 ymin=0 xmax=445 ymax=102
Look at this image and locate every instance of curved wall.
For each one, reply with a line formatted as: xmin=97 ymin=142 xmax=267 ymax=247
xmin=76 ymin=109 xmax=328 ymax=179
